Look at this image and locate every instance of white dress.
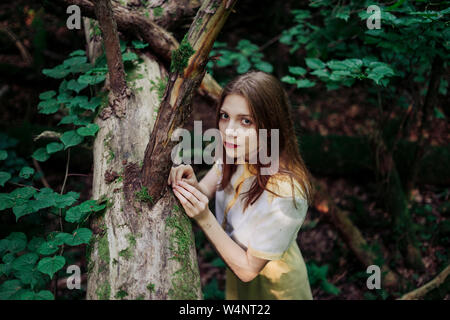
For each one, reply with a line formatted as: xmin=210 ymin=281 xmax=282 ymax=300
xmin=212 ymin=160 xmax=313 ymax=300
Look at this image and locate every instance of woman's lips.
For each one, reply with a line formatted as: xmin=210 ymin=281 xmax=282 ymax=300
xmin=224 ymin=141 xmax=238 ymax=149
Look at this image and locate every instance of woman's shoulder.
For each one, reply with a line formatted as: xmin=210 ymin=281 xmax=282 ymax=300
xmin=265 ymin=172 xmax=307 ymax=204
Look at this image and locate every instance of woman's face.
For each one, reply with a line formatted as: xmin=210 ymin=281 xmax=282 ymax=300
xmin=218 ymin=94 xmax=259 ymax=163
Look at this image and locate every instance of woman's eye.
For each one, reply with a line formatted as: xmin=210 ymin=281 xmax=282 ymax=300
xmin=242 ymin=118 xmax=252 ymax=126
xmin=220 ymin=112 xmax=228 ymax=119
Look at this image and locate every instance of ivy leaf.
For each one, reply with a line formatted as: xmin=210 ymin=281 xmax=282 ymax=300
xmin=5 ymin=232 xmax=27 ymax=254
xmin=11 ymin=252 xmax=39 ymax=272
xmin=305 ymin=58 xmax=326 ymax=69
xmin=0 ymin=279 xmax=23 ymax=300
xmin=254 ymin=61 xmax=273 ymax=73
xmin=27 ymin=237 xmax=46 ymax=253
xmin=38 ymin=99 xmax=60 ymax=115
xmin=42 ymin=65 xmax=70 ymax=79
xmin=58 ymin=115 xmax=79 ymax=126
xmin=37 ymin=255 xmax=65 ymax=279
xmin=39 ymin=90 xmax=56 ymax=100
xmin=0 ymin=171 xmax=11 ymax=187
xmin=35 ymin=290 xmax=54 ymax=300
xmin=46 ymin=142 xmax=64 ymax=154
xmin=54 ymin=191 xmax=79 ymax=209
xmin=122 ymin=52 xmax=139 ymax=62
xmin=296 ymin=79 xmax=316 ymax=88
xmin=69 ymin=49 xmax=85 ymax=57
xmin=289 ymin=66 xmax=307 ymax=76
xmin=32 ymin=148 xmax=50 ymax=162
xmin=67 ymin=79 xmax=88 ymax=93
xmin=65 ymin=206 xmax=84 ymax=223
xmin=65 ymin=228 xmax=92 ymax=246
xmin=79 ymin=96 xmax=102 ymax=111
xmin=60 ymin=130 xmax=84 ymax=149
xmin=13 ymin=203 xmax=34 ymax=221
xmin=77 ymin=123 xmax=99 ymax=137
xmin=132 ymin=40 xmax=149 ymax=49
xmin=0 ymin=193 xmax=14 ymax=210
xmin=0 ymin=150 xmax=7 ymax=160
xmin=63 ymin=56 xmax=87 ymax=68
xmin=281 ymin=75 xmax=297 ymax=84
xmin=19 ymin=167 xmax=35 ymax=179
xmin=78 ymin=74 xmax=106 ymax=85
xmin=37 ymin=241 xmax=59 ymax=255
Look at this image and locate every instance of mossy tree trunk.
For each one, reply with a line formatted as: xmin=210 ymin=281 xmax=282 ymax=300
xmin=81 ymin=0 xmax=237 ymax=300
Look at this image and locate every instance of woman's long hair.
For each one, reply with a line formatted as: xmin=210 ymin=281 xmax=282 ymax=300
xmin=215 ymin=70 xmax=315 ymax=211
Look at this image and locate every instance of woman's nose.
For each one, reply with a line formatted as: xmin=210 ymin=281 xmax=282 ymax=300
xmin=225 ymin=120 xmax=239 ymax=135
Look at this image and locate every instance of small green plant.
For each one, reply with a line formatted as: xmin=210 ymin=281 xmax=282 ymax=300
xmin=135 ymin=186 xmax=153 ymax=203
xmin=307 ymin=262 xmax=340 ymax=296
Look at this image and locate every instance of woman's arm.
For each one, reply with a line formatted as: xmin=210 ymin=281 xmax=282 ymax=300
xmin=172 ymin=180 xmax=269 ymax=282
xmin=197 ymin=166 xmax=221 ymax=200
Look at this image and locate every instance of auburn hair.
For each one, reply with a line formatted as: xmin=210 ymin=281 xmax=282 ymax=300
xmin=215 ymin=70 xmax=315 ymax=211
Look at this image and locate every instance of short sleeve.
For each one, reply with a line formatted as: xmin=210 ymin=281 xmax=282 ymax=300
xmin=247 ymin=194 xmax=308 ymax=260
xmin=212 ymin=159 xmax=223 ymax=180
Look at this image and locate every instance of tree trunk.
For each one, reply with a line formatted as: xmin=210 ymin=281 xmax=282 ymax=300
xmin=84 ymin=0 xmax=237 ymax=300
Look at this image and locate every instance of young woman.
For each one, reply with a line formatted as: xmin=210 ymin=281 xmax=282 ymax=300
xmin=167 ymin=70 xmax=314 ymax=300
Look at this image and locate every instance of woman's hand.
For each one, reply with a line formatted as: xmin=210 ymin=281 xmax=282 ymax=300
xmin=167 ymin=164 xmax=199 ymax=189
xmin=172 ymin=180 xmax=209 ymax=222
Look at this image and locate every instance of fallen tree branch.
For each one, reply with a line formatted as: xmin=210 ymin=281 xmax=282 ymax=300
xmin=398 ymin=265 xmax=450 ymax=300
xmin=313 ymin=178 xmax=400 ymax=289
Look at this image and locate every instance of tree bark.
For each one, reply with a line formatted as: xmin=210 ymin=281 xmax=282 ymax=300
xmin=84 ymin=0 xmax=237 ymax=300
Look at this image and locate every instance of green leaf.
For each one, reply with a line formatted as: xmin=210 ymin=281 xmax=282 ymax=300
xmin=0 ymin=171 xmax=11 ymax=187
xmin=0 ymin=193 xmax=14 ymax=210
xmin=65 ymin=228 xmax=92 ymax=246
xmin=38 ymin=99 xmax=60 ymax=114
xmin=76 ymin=123 xmax=99 ymax=136
xmin=122 ymin=52 xmax=139 ymax=62
xmin=281 ymin=75 xmax=297 ymax=84
xmin=60 ymin=130 xmax=84 ymax=149
xmin=54 ymin=192 xmax=79 ymax=209
xmin=14 ymin=269 xmax=45 ymax=290
xmin=67 ymin=79 xmax=88 ymax=93
xmin=0 ymin=150 xmax=7 ymax=160
xmin=63 ymin=56 xmax=87 ymax=67
xmin=78 ymin=74 xmax=106 ymax=85
xmin=434 ymin=108 xmax=445 ymax=119
xmin=69 ymin=49 xmax=85 ymax=57
xmin=79 ymin=96 xmax=102 ymax=111
xmin=0 ymin=279 xmax=23 ymax=300
xmin=58 ymin=115 xmax=79 ymax=126
xmin=27 ymin=237 xmax=45 ymax=252
xmin=132 ymin=40 xmax=149 ymax=49
xmin=289 ymin=66 xmax=307 ymax=76
xmin=37 ymin=255 xmax=65 ymax=279
xmin=32 ymin=148 xmax=50 ymax=162
xmin=19 ymin=167 xmax=35 ymax=179
xmin=296 ymin=79 xmax=316 ymax=88
xmin=211 ymin=257 xmax=226 ymax=268
xmin=305 ymin=58 xmax=326 ymax=69
xmin=11 ymin=252 xmax=39 ymax=272
xmin=335 ymin=7 xmax=350 ymax=21
xmin=321 ymin=280 xmax=340 ymax=295
xmin=254 ymin=61 xmax=273 ymax=73
xmin=13 ymin=203 xmax=34 ymax=221
xmin=42 ymin=65 xmax=70 ymax=79
xmin=39 ymin=90 xmax=56 ymax=100
xmin=65 ymin=206 xmax=85 ymax=223
xmin=35 ymin=290 xmax=54 ymax=300
xmin=37 ymin=241 xmax=59 ymax=255
xmin=5 ymin=232 xmax=27 ymax=254
xmin=79 ymin=199 xmax=106 ymax=213
xmin=46 ymin=142 xmax=64 ymax=154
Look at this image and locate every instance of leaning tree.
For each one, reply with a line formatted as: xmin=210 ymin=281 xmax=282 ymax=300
xmin=61 ymin=0 xmax=237 ymax=300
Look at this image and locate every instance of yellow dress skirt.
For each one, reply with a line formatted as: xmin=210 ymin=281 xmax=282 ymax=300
xmin=225 ymin=240 xmax=313 ymax=300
